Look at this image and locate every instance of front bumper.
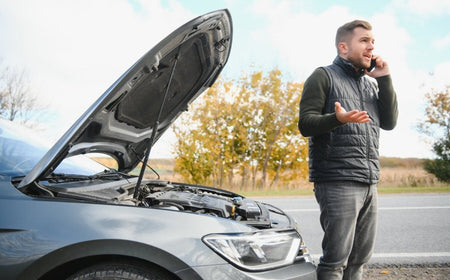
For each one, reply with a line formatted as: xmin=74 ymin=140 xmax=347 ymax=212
xmin=185 ymin=261 xmax=317 ymax=280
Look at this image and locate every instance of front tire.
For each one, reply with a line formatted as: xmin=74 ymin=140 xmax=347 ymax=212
xmin=67 ymin=262 xmax=176 ymax=280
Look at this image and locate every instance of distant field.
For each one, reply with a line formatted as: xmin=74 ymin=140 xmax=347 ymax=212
xmin=92 ymin=157 xmax=450 ymax=195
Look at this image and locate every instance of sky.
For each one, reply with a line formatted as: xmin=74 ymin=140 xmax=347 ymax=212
xmin=0 ymin=0 xmax=449 ymax=159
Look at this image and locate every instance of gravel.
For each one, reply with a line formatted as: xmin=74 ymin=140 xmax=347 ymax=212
xmin=363 ymin=263 xmax=449 ymax=279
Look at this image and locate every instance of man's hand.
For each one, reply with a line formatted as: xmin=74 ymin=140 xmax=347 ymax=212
xmin=365 ymin=54 xmax=390 ymax=78
xmin=335 ymin=102 xmax=371 ymax=124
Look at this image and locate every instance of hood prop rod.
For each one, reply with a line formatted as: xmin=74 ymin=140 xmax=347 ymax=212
xmin=133 ymin=53 xmax=180 ymax=199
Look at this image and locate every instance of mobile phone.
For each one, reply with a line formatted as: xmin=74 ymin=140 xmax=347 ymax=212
xmin=367 ymin=59 xmax=376 ymax=72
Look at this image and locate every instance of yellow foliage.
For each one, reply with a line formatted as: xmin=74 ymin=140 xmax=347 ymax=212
xmin=172 ymin=69 xmax=308 ymax=189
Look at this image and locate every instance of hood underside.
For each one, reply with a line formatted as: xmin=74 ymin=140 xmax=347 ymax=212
xmin=19 ymin=10 xmax=232 ymax=188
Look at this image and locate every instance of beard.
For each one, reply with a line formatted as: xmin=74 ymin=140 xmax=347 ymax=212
xmin=347 ymin=53 xmax=371 ymax=70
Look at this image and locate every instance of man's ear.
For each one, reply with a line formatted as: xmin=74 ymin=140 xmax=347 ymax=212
xmin=338 ymin=42 xmax=348 ymax=55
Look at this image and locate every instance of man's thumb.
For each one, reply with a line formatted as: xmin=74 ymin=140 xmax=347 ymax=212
xmin=335 ymin=102 xmax=342 ymax=112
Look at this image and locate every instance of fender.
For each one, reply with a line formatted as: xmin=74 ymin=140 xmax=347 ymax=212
xmin=17 ymin=239 xmax=202 ymax=280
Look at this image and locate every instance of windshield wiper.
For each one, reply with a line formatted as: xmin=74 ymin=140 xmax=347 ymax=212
xmin=92 ymin=169 xmax=130 ymax=180
xmin=44 ymin=169 xmax=126 ymax=183
xmin=44 ymin=173 xmax=91 ymax=183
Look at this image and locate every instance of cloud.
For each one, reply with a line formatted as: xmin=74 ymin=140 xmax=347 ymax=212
xmin=250 ymin=1 xmax=354 ymax=81
xmin=249 ymin=0 xmax=437 ymax=158
xmin=1 ymin=0 xmax=445 ymax=158
xmin=433 ymin=35 xmax=450 ymax=50
xmin=406 ymin=0 xmax=450 ymax=16
xmin=0 ymin=0 xmax=194 ymax=139
xmin=420 ymin=61 xmax=450 ymax=93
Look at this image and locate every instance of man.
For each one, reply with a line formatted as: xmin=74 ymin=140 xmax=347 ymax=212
xmin=298 ymin=20 xmax=398 ymax=280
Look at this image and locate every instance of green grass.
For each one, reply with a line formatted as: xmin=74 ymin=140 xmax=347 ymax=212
xmin=240 ymin=188 xmax=315 ymax=197
xmin=376 ymin=185 xmax=450 ymax=194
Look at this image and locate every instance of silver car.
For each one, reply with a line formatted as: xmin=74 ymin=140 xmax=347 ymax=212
xmin=0 ymin=9 xmax=317 ymax=280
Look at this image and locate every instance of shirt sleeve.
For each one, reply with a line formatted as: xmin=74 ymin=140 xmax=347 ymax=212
xmin=298 ymin=68 xmax=342 ymax=137
xmin=376 ymin=75 xmax=398 ymax=130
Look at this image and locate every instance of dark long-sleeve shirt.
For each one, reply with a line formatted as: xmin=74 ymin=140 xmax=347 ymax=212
xmin=298 ymin=68 xmax=398 ymax=137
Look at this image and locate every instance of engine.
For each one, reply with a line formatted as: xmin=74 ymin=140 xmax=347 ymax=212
xmin=47 ymin=178 xmax=293 ymax=230
xmin=141 ymin=181 xmax=276 ymax=228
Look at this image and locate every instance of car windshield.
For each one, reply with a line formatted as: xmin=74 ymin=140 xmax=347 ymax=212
xmin=0 ymin=119 xmax=107 ymax=177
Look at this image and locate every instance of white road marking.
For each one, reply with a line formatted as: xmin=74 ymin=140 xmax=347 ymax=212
xmin=285 ymin=208 xmax=319 ymax=212
xmin=285 ymin=206 xmax=450 ymax=212
xmin=371 ymin=252 xmax=450 ymax=258
xmin=310 ymin=252 xmax=450 ymax=259
xmin=377 ymin=206 xmax=450 ymax=210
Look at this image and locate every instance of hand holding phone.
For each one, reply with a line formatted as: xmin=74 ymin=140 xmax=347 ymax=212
xmin=365 ymin=55 xmax=390 ymax=77
xmin=367 ymin=58 xmax=377 ymax=72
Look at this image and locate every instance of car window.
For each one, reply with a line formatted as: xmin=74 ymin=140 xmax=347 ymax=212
xmin=55 ymin=155 xmax=109 ymax=175
xmin=0 ymin=134 xmax=48 ymax=176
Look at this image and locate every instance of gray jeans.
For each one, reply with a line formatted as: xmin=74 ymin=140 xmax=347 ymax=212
xmin=314 ymin=181 xmax=378 ymax=280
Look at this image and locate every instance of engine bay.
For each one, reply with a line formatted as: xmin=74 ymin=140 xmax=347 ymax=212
xmin=44 ymin=178 xmax=292 ymax=229
xmin=141 ymin=181 xmax=273 ymax=228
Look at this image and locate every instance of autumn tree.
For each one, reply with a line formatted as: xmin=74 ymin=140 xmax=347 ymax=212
xmin=418 ymin=85 xmax=450 ymax=182
xmin=173 ymin=78 xmax=239 ymax=186
xmin=173 ymin=69 xmax=308 ymax=190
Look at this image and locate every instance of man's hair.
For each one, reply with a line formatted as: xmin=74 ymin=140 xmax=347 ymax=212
xmin=335 ymin=20 xmax=372 ymax=52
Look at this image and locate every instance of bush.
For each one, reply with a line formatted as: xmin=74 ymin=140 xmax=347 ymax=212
xmin=424 ymin=158 xmax=450 ymax=182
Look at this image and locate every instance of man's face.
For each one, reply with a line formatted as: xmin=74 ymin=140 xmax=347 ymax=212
xmin=341 ymin=27 xmax=375 ymax=70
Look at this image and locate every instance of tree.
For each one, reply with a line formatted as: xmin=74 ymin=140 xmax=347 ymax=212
xmin=0 ymin=64 xmax=44 ymax=125
xmin=173 ymin=69 xmax=308 ymax=190
xmin=418 ymin=85 xmax=450 ymax=182
xmin=173 ymin=78 xmax=237 ymax=186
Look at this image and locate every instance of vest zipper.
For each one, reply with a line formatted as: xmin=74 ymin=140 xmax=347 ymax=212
xmin=357 ymin=79 xmax=373 ymax=183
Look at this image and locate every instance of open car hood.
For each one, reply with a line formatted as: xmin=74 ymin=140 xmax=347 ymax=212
xmin=19 ymin=9 xmax=232 ymax=188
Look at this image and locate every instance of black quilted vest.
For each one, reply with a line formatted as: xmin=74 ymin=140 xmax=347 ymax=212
xmin=309 ymin=57 xmax=381 ymax=184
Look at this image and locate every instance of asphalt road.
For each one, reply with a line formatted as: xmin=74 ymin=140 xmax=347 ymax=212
xmin=255 ymin=193 xmax=450 ymax=265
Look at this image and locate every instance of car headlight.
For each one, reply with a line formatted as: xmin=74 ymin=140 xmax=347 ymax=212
xmin=202 ymin=229 xmax=301 ymax=271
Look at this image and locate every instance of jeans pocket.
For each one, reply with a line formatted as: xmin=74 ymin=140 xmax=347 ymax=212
xmin=314 ymin=183 xmax=327 ymax=207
